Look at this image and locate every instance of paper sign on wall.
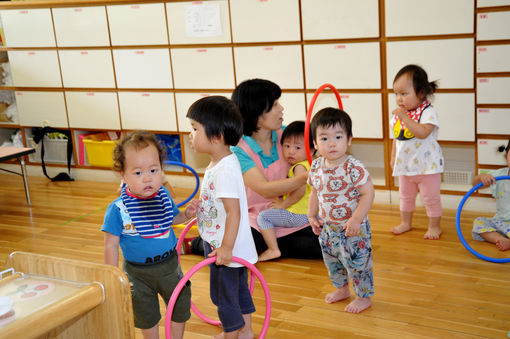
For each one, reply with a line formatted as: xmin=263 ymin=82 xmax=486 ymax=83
xmin=184 ymin=3 xmax=222 ymax=38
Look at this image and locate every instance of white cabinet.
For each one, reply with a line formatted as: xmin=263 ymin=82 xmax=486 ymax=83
xmin=8 ymin=50 xmax=62 ymax=87
xmin=16 ymin=91 xmax=68 ymax=128
xmin=113 ymin=49 xmax=172 ymax=89
xmin=477 ymin=45 xmax=510 ymax=72
xmin=118 ymin=92 xmax=177 ymax=131
xmin=0 ymin=9 xmax=55 ymax=47
xmin=66 ymin=91 xmax=120 ymax=130
xmin=477 ymin=11 xmax=510 ymax=40
xmin=304 ymin=42 xmax=381 ymax=89
xmin=166 ymin=1 xmax=231 ymax=44
xmin=230 ymin=0 xmax=300 ymax=43
xmin=280 ymin=93 xmax=307 ymax=126
xmin=477 ymin=77 xmax=510 ymax=104
xmin=301 ymin=0 xmax=379 ymax=40
xmin=386 ymin=0 xmax=473 ymax=36
xmin=52 ymin=6 xmax=110 ymax=47
xmin=477 ymin=0 xmax=510 ymax=6
xmin=386 ymin=38 xmax=474 ymax=89
xmin=171 ymin=47 xmax=234 ymax=89
xmin=108 ymin=3 xmax=168 ymax=46
xmin=478 ymin=139 xmax=508 ymax=165
xmin=234 ymin=45 xmax=303 ymax=89
xmin=477 ymin=108 xmax=510 ymax=134
xmin=307 ymin=93 xmax=383 ymax=139
xmin=59 ymin=50 xmax=115 ymax=88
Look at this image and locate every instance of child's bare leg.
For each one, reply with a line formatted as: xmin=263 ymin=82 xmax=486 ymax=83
xmin=424 ymin=216 xmax=442 ymax=240
xmin=481 ymin=232 xmax=510 ymax=251
xmin=325 ymin=284 xmax=350 ymax=304
xmin=215 ymin=315 xmax=254 ymax=339
xmin=345 ymin=296 xmax=371 ymax=314
xmin=391 ymin=211 xmax=413 ymax=235
xmin=141 ymin=324 xmax=159 ymax=339
xmin=258 ymin=228 xmax=281 ymax=261
xmin=170 ymin=321 xmax=185 ymax=339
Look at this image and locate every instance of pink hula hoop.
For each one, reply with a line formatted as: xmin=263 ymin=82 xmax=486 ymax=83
xmin=172 ymin=219 xmax=263 ymax=327
xmin=165 ymin=256 xmax=272 ymax=339
xmin=304 ymin=83 xmax=344 ymax=165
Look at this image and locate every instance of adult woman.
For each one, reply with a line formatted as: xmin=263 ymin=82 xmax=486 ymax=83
xmin=230 ymin=78 xmax=322 ymax=260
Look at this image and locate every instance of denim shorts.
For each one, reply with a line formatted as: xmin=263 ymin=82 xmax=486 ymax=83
xmin=204 ymin=241 xmax=256 ymax=332
xmin=123 ymin=249 xmax=191 ymax=329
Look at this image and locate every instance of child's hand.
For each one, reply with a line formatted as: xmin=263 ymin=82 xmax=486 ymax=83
xmin=343 ymin=219 xmax=361 ymax=237
xmin=209 ymin=246 xmax=232 ymax=266
xmin=270 ymin=198 xmax=286 ymax=209
xmin=393 ymin=107 xmax=408 ymax=120
xmin=308 ymin=215 xmax=323 ymax=235
xmin=184 ymin=199 xmax=200 ymax=219
xmin=477 ymin=173 xmax=496 ymax=187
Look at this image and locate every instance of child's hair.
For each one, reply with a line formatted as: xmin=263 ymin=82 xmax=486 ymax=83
xmin=113 ymin=130 xmax=165 ymax=172
xmin=310 ymin=107 xmax=352 ymax=142
xmin=231 ymin=78 xmax=281 ymax=136
xmin=498 ymin=138 xmax=510 ymax=154
xmin=281 ymin=120 xmax=314 ymax=150
xmin=186 ymin=95 xmax=243 ymax=146
xmin=394 ymin=64 xmax=438 ymax=99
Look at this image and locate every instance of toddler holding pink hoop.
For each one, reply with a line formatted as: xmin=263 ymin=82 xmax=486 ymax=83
xmin=472 ymin=139 xmax=510 ymax=251
xmin=187 ymin=96 xmax=258 ymax=339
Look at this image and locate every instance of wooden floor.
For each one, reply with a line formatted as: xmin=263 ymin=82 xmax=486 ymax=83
xmin=1 ymin=173 xmax=509 ymax=338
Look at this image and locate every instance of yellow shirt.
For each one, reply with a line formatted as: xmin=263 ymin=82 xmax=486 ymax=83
xmin=285 ymin=160 xmax=311 ymax=215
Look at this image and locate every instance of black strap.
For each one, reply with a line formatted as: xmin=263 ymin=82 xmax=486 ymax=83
xmin=32 ymin=127 xmax=74 ymax=182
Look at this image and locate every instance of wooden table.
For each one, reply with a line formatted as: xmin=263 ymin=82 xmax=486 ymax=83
xmin=0 ymin=147 xmax=35 ymax=206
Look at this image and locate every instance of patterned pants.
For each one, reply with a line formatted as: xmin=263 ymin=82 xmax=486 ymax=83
xmin=257 ymin=208 xmax=309 ymax=230
xmin=319 ymin=220 xmax=374 ymax=298
xmin=472 ymin=217 xmax=510 ymax=241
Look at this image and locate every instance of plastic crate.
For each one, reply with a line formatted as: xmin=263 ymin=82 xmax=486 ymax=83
xmin=156 ymin=134 xmax=182 ymax=162
xmin=83 ymin=138 xmax=117 ymax=167
xmin=27 ymin=136 xmax=73 ymax=164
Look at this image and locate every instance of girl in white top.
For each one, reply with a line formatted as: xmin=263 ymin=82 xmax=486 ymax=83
xmin=390 ymin=64 xmax=444 ymax=240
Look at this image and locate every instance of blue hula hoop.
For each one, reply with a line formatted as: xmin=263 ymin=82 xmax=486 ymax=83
xmin=163 ymin=160 xmax=199 ymax=207
xmin=455 ymin=175 xmax=510 ymax=263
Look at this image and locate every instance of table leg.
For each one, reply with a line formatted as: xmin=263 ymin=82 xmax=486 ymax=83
xmin=20 ymin=157 xmax=32 ymax=206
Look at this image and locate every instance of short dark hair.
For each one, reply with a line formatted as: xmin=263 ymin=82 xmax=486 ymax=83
xmin=281 ymin=120 xmax=314 ymax=150
xmin=394 ymin=64 xmax=438 ymax=98
xmin=310 ymin=107 xmax=352 ymax=142
xmin=231 ymin=79 xmax=281 ymax=136
xmin=186 ymin=95 xmax=243 ymax=146
xmin=113 ymin=130 xmax=165 ymax=172
xmin=498 ymin=138 xmax=510 ymax=154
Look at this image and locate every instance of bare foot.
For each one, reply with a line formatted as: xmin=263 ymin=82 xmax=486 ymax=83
xmin=258 ymin=248 xmax=281 ymax=262
xmin=344 ymin=296 xmax=371 ymax=313
xmin=424 ymin=225 xmax=442 ymax=240
xmin=391 ymin=224 xmax=412 ymax=235
xmin=325 ymin=286 xmax=350 ymax=304
xmin=239 ymin=329 xmax=254 ymax=339
xmin=496 ymin=238 xmax=510 ymax=251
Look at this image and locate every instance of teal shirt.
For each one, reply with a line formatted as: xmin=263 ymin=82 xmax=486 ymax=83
xmin=231 ymin=129 xmax=282 ymax=173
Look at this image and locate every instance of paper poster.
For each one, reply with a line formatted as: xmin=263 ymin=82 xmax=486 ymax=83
xmin=184 ymin=3 xmax=222 ymax=38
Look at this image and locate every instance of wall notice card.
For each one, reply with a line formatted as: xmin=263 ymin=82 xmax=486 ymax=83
xmin=184 ymin=3 xmax=222 ymax=38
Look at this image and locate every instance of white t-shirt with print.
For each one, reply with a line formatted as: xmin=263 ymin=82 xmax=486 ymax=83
xmin=392 ymin=105 xmax=444 ymax=176
xmin=198 ymin=153 xmax=258 ymax=267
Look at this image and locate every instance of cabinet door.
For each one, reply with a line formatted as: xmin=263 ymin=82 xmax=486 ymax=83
xmin=307 ymin=93 xmax=383 ymax=139
xmin=108 ymin=3 xmax=168 ymax=46
xmin=8 ymin=50 xmax=62 ymax=87
xmin=477 ymin=0 xmax=510 ymax=6
xmin=230 ymin=0 xmax=300 ymax=43
xmin=0 ymin=9 xmax=55 ymax=47
xmin=301 ymin=0 xmax=379 ymax=40
xmin=477 ymin=45 xmax=510 ymax=72
xmin=171 ymin=47 xmax=234 ymax=89
xmin=166 ymin=1 xmax=231 ymax=44
xmin=66 ymin=91 xmax=120 ymax=129
xmin=386 ymin=0 xmax=473 ymax=37
xmin=477 ymin=77 xmax=510 ymax=104
xmin=477 ymin=11 xmax=510 ymax=41
xmin=477 ymin=108 xmax=510 ymax=134
xmin=387 ymin=38 xmax=474 ymax=89
xmin=113 ymin=49 xmax=172 ymax=89
xmin=280 ymin=93 xmax=307 ymax=126
xmin=175 ymin=92 xmax=232 ymax=132
xmin=59 ymin=50 xmax=115 ymax=88
xmin=477 ymin=139 xmax=508 ymax=165
xmin=234 ymin=45 xmax=303 ymax=89
xmin=304 ymin=42 xmax=381 ymax=89
xmin=52 ymin=6 xmax=110 ymax=47
xmin=16 ymin=91 xmax=68 ymax=128
xmin=118 ymin=92 xmax=177 ymax=131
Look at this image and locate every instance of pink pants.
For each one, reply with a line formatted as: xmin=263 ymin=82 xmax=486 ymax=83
xmin=398 ymin=173 xmax=442 ymax=217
